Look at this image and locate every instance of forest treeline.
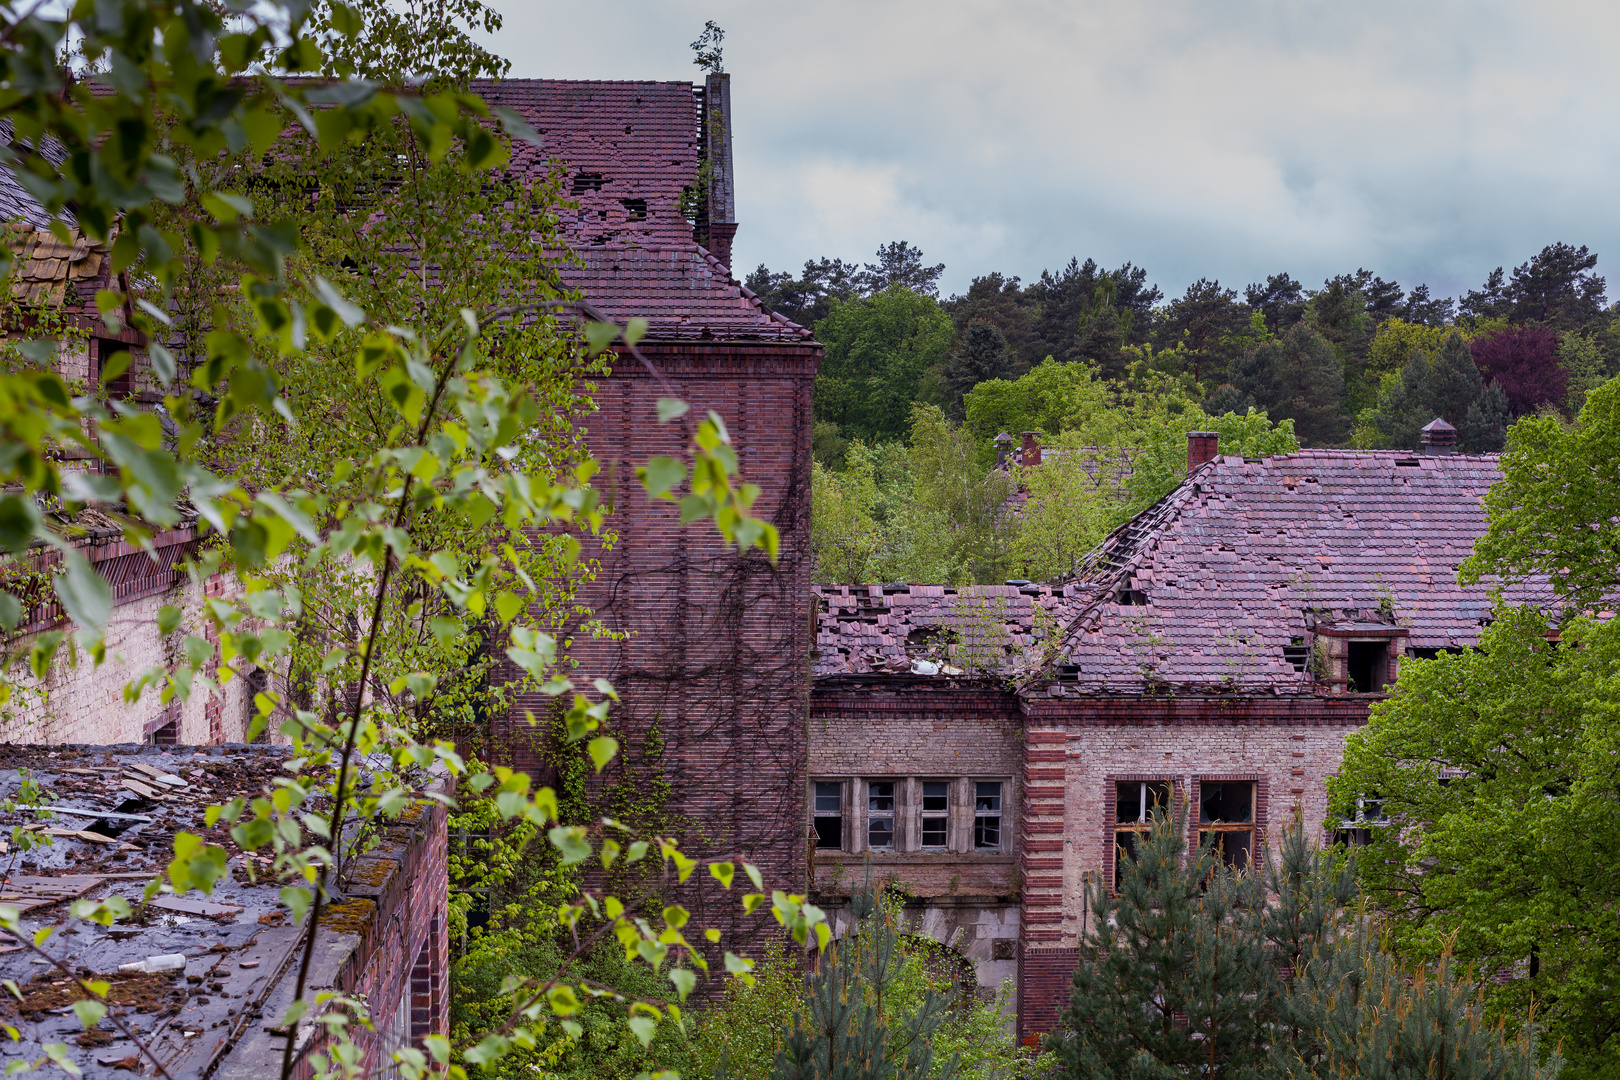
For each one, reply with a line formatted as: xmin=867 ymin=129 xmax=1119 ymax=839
xmin=749 ymin=241 xmax=1619 ymax=584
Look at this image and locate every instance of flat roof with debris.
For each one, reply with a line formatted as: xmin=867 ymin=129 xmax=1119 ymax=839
xmin=0 ymin=744 xmax=403 ymax=1079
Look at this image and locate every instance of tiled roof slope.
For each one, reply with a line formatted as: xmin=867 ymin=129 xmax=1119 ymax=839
xmin=6 ymin=225 xmax=108 ymax=308
xmin=815 ymin=450 xmax=1554 ymax=695
xmin=471 ymin=79 xmax=810 ymax=344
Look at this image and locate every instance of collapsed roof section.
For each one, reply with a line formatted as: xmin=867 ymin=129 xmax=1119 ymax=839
xmin=473 ymin=79 xmax=811 ymax=344
xmin=814 ymin=449 xmax=1555 ymax=696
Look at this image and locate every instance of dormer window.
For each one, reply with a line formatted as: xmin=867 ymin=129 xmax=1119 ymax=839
xmin=1346 ymin=640 xmax=1390 ymax=693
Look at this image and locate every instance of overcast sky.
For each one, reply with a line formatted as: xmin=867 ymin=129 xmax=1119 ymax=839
xmin=484 ymin=1 xmax=1620 ymax=304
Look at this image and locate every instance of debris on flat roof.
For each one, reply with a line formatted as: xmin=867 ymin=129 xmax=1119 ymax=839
xmin=0 ymin=743 xmax=429 ymax=1079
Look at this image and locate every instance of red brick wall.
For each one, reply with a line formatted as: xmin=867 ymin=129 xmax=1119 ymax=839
xmin=499 ymin=340 xmax=818 ymax=950
xmin=1016 ymin=694 xmax=1370 ymax=1042
xmin=314 ymin=795 xmax=450 ymax=1078
xmin=1018 ymin=946 xmax=1079 ymax=1045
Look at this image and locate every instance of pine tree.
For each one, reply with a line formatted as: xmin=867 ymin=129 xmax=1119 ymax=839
xmin=1421 ymin=332 xmax=1487 ymax=430
xmin=1275 ymin=928 xmax=1561 ymax=1080
xmin=1050 ymin=810 xmax=1275 ymax=1080
xmin=1232 ymin=325 xmax=1349 ymax=446
xmin=1461 ymin=380 xmax=1509 ymax=452
xmin=767 ymin=883 xmax=960 ymax=1080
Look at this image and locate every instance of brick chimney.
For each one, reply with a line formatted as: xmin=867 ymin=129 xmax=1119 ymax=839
xmin=701 ymin=72 xmax=737 ymax=271
xmin=1187 ymin=431 xmax=1219 ymax=473
xmin=994 ymin=431 xmax=1014 ymax=469
xmin=1020 ymin=431 xmax=1042 ymax=467
xmin=1420 ymin=417 xmax=1456 ymax=456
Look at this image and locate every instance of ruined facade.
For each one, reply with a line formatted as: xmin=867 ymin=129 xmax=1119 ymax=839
xmin=811 ymin=434 xmax=1541 ymax=1038
xmin=0 ymin=149 xmax=262 ymax=746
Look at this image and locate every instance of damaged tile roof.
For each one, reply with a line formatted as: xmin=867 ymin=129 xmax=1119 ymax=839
xmin=0 ymin=744 xmax=424 ymax=1079
xmin=814 ymin=450 xmax=1552 ymax=695
xmin=5 ymin=225 xmax=107 ymax=308
xmin=472 ymin=79 xmax=811 ymax=343
xmin=814 ymin=581 xmax=1083 ymax=682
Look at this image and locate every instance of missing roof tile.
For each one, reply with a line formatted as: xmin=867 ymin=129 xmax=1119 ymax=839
xmin=571 ymin=172 xmax=606 ymax=193
xmin=620 ymin=198 xmax=647 ymax=221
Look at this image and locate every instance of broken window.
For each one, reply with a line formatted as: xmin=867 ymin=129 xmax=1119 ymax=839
xmin=921 ymin=782 xmax=948 ymax=848
xmin=974 ymin=782 xmax=1002 ymax=848
xmin=97 ymin=340 xmax=132 ymax=399
xmin=1334 ymin=794 xmax=1387 ymax=847
xmin=813 ymin=781 xmax=843 ymax=850
xmin=867 ymin=781 xmax=895 ymax=850
xmin=1198 ymin=780 xmax=1254 ymax=871
xmin=1347 ymin=640 xmax=1389 ymax=692
xmin=1114 ymin=780 xmax=1170 ymax=889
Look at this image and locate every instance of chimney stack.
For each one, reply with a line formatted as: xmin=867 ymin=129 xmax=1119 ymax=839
xmin=994 ymin=431 xmax=1014 ymax=469
xmin=702 ymin=73 xmax=737 ymax=271
xmin=1020 ymin=431 xmax=1042 ymax=467
xmin=1420 ymin=417 xmax=1457 ymax=456
xmin=1187 ymin=431 xmax=1220 ymax=474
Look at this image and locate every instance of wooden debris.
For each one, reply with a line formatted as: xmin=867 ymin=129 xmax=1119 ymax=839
xmin=126 ymin=762 xmax=187 ymax=787
xmin=0 ymin=875 xmax=102 ymax=912
xmin=150 ymin=895 xmax=242 ymax=918
xmin=119 ymin=776 xmax=165 ymax=800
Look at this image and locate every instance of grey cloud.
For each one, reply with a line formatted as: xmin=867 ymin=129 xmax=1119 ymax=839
xmin=488 ymin=0 xmax=1620 ymax=302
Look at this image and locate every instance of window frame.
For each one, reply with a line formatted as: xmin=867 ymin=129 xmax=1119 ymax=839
xmin=1192 ymin=776 xmax=1264 ymax=873
xmin=865 ymin=779 xmax=897 ymax=852
xmin=919 ymin=780 xmax=949 ymax=850
xmin=1107 ymin=776 xmax=1174 ymax=892
xmin=973 ymin=779 xmax=1005 ymax=851
xmin=1108 ymin=780 xmax=1172 ymax=893
xmin=811 ymin=779 xmax=845 ymax=851
xmin=1333 ymin=793 xmax=1388 ymax=847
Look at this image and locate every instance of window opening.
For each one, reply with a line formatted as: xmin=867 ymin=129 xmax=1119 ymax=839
xmin=1114 ymin=780 xmax=1169 ymax=889
xmin=147 ymin=718 xmax=178 ymax=746
xmin=921 ymin=782 xmax=948 ymax=847
xmin=1334 ymin=794 xmax=1387 ymax=847
xmin=1198 ymin=781 xmax=1254 ymax=871
xmin=974 ymin=781 xmax=1002 ymax=848
xmin=1347 ymin=640 xmax=1389 ymax=693
xmin=97 ymin=340 xmax=132 ymax=399
xmin=867 ymin=781 xmax=895 ymax=850
xmin=813 ymin=781 xmax=843 ymax=849
xmin=245 ymin=667 xmax=269 ymax=742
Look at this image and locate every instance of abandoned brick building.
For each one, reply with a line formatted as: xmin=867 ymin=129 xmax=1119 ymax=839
xmin=1 ymin=73 xmax=1549 ymax=1046
xmin=472 ymin=76 xmax=821 ymax=939
xmin=811 ymin=428 xmax=1541 ymax=1040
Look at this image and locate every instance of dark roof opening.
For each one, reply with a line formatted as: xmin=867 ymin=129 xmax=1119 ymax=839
xmin=620 ymin=197 xmax=647 ymax=221
xmin=1347 ymin=640 xmax=1389 ymax=693
xmin=571 ymin=172 xmax=606 ymax=193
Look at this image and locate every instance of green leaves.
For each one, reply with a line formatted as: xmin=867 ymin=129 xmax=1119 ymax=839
xmin=70 ymin=1000 xmax=106 ymax=1030
xmin=167 ymin=832 xmax=229 ymax=896
xmin=54 ymin=551 xmax=112 ymax=631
